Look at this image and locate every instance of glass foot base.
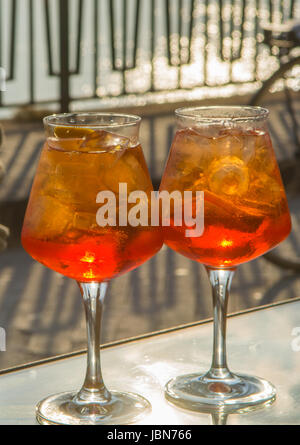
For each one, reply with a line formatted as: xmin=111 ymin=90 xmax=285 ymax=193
xmin=36 ymin=391 xmax=151 ymax=425
xmin=165 ymin=372 xmax=276 ymax=413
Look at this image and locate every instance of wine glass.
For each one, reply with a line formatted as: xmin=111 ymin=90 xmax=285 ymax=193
xmin=159 ymin=106 xmax=291 ymax=411
xmin=22 ymin=113 xmax=163 ymax=425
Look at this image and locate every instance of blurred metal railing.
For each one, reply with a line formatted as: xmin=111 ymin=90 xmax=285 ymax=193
xmin=0 ymin=0 xmax=299 ymax=113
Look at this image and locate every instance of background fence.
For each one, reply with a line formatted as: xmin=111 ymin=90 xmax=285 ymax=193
xmin=0 ymin=0 xmax=299 ymax=114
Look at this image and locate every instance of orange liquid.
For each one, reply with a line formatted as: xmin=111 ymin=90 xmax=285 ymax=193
xmin=22 ymin=131 xmax=163 ymax=282
xmin=160 ymin=127 xmax=291 ymax=268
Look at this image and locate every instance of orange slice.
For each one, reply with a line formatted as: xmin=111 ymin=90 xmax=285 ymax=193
xmin=53 ymin=126 xmax=95 ymax=139
xmin=49 ymin=126 xmax=95 ymax=152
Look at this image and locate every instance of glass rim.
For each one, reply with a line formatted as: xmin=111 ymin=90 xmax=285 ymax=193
xmin=43 ymin=112 xmax=142 ymax=128
xmin=175 ymin=106 xmax=269 ymax=122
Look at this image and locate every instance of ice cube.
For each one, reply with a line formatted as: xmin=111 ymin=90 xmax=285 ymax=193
xmin=72 ymin=211 xmax=98 ymax=233
xmin=194 ymin=125 xmax=224 ymax=139
xmin=249 ymin=132 xmax=276 ymax=174
xmin=170 ymin=129 xmax=215 ymax=182
xmin=25 ymin=195 xmax=73 ymax=240
xmin=241 ymin=132 xmax=256 ymax=163
xmin=208 ymin=156 xmax=249 ymax=196
xmin=80 ymin=130 xmax=129 ymax=155
xmin=160 ymin=129 xmax=216 ymax=193
xmin=103 ymin=149 xmax=152 ymax=194
xmin=214 ymin=129 xmax=258 ymax=163
xmin=248 ymin=173 xmax=282 ymax=206
xmin=175 ymin=128 xmax=213 ymax=159
xmin=40 ymin=144 xmax=125 ymax=216
xmin=212 ymin=131 xmax=244 ymax=158
xmin=40 ymin=159 xmax=95 ymax=209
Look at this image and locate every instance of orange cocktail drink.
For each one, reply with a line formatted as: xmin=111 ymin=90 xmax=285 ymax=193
xmin=160 ymin=124 xmax=291 ymax=268
xmin=22 ymin=124 xmax=162 ymax=282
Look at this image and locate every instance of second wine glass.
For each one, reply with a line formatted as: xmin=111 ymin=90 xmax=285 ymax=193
xmin=160 ymin=106 xmax=291 ymax=412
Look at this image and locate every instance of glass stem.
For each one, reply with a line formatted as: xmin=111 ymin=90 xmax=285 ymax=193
xmin=206 ymin=267 xmax=236 ymax=380
xmin=211 ymin=412 xmax=228 ymax=425
xmin=76 ymin=282 xmax=111 ymax=404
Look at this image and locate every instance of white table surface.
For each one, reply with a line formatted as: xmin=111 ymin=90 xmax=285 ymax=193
xmin=1 ymin=299 xmax=300 ymax=425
